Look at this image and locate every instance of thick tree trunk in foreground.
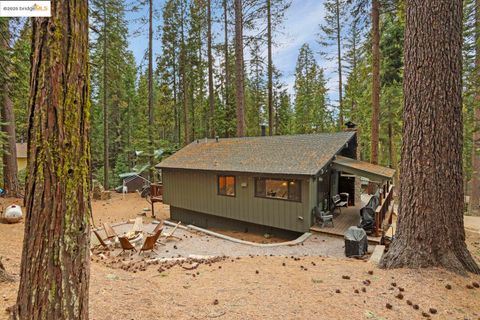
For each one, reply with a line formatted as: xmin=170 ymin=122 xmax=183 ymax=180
xmin=234 ymin=0 xmax=246 ymax=137
xmin=12 ymin=0 xmax=92 ymax=318
xmin=0 ymin=21 xmax=20 ymax=197
xmin=370 ymin=0 xmax=380 ymax=164
xmin=380 ymin=0 xmax=479 ymax=274
xmin=471 ymin=0 xmax=480 ymax=216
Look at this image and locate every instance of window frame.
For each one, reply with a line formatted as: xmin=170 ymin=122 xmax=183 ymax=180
xmin=254 ymin=177 xmax=302 ymax=202
xmin=217 ymin=175 xmax=236 ymax=197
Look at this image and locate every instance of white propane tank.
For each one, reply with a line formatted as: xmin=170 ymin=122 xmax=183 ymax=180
xmin=3 ymin=204 xmax=23 ymax=223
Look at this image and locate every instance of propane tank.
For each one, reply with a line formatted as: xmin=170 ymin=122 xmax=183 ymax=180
xmin=2 ymin=204 xmax=23 ymax=223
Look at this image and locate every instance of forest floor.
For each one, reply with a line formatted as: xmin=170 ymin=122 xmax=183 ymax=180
xmin=1 ymin=193 xmax=480 ymax=320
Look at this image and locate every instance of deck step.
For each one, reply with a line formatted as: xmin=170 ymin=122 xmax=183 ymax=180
xmin=369 ymin=245 xmax=385 ymax=264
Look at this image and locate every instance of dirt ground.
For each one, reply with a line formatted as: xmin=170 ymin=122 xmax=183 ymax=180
xmin=1 ymin=193 xmax=480 ymax=320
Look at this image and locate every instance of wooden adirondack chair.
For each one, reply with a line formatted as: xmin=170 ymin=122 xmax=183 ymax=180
xmin=159 ymin=221 xmax=182 ymax=243
xmin=139 ymin=229 xmax=163 ymax=254
xmin=103 ymin=222 xmax=118 ymax=240
xmin=149 ymin=220 xmax=164 ymax=236
xmin=117 ymin=236 xmax=137 ymax=256
xmin=92 ymin=230 xmax=112 ymax=251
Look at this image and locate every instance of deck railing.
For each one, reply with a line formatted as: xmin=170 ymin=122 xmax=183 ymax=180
xmin=374 ymin=184 xmax=394 ymax=237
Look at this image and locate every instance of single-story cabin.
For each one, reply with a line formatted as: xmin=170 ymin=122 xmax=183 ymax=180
xmin=156 ymin=131 xmax=395 ymax=234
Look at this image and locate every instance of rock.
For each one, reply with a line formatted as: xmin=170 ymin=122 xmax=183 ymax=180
xmin=429 ymin=308 xmax=437 ymax=314
xmin=386 ymin=303 xmax=392 ymax=309
xmin=368 ymin=270 xmax=374 ymax=275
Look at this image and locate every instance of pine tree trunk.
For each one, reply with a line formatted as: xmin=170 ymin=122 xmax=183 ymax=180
xmin=234 ymin=0 xmax=246 ymax=137
xmin=207 ymin=0 xmax=215 ymax=138
xmin=267 ymin=0 xmax=273 ymax=136
xmin=336 ymin=0 xmax=343 ymax=129
xmin=470 ymin=0 xmax=480 ymax=215
xmin=103 ymin=0 xmax=109 ymax=189
xmin=0 ymin=22 xmax=20 ymax=197
xmin=380 ymin=0 xmax=479 ymax=275
xmin=12 ymin=0 xmax=91 ymax=318
xmin=224 ymin=0 xmax=231 ymax=136
xmin=371 ymin=0 xmax=380 ymax=164
xmin=180 ymin=1 xmax=189 ymax=145
xmin=148 ymin=0 xmax=154 ymax=180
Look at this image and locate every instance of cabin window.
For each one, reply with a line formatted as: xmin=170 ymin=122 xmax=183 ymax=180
xmin=255 ymin=178 xmax=301 ymax=202
xmin=218 ymin=175 xmax=235 ymax=197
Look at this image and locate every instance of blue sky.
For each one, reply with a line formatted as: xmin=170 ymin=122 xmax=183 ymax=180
xmin=126 ymin=0 xmax=338 ymax=101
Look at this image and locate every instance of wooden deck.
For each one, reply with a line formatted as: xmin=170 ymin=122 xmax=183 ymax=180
xmin=310 ymin=206 xmax=382 ymax=244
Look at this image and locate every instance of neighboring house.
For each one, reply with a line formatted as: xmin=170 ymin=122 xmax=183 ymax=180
xmin=16 ymin=143 xmax=27 ymax=171
xmin=156 ymin=131 xmax=394 ymax=233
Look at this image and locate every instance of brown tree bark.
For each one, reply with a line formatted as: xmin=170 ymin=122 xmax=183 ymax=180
xmin=336 ymin=0 xmax=343 ymax=129
xmin=11 ymin=0 xmax=92 ymax=318
xmin=207 ymin=0 xmax=215 ymax=138
xmin=370 ymin=0 xmax=380 ymax=164
xmin=471 ymin=0 xmax=480 ymax=215
xmin=234 ymin=0 xmax=246 ymax=137
xmin=0 ymin=21 xmax=20 ymax=197
xmin=267 ymin=0 xmax=273 ymax=135
xmin=103 ymin=0 xmax=109 ymax=190
xmin=380 ymin=0 xmax=479 ymax=274
xmin=148 ymin=0 xmax=154 ymax=180
xmin=180 ymin=0 xmax=189 ymax=145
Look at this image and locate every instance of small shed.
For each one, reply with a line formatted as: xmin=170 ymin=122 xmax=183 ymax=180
xmin=118 ymin=165 xmax=149 ymax=193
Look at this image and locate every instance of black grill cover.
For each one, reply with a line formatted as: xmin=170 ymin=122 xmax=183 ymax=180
xmin=344 ymin=226 xmax=368 ymax=257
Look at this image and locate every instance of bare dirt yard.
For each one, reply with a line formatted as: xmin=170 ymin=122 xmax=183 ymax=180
xmin=1 ymin=193 xmax=480 ymax=320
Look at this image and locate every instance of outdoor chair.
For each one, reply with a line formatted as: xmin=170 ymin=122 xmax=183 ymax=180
xmin=313 ymin=206 xmax=334 ymax=228
xmin=139 ymin=229 xmax=163 ymax=255
xmin=332 ymin=193 xmax=349 ymax=214
xmin=149 ymin=220 xmax=164 ymax=236
xmin=92 ymin=230 xmax=112 ymax=251
xmin=158 ymin=221 xmax=182 ymax=243
xmin=103 ymin=222 xmax=118 ymax=240
xmin=117 ymin=236 xmax=137 ymax=256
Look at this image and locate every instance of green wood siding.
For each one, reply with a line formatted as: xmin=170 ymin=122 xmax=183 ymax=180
xmin=162 ymin=169 xmax=314 ymax=232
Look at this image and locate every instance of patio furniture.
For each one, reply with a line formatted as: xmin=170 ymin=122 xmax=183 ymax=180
xmin=117 ymin=236 xmax=137 ymax=256
xmin=149 ymin=220 xmax=164 ymax=236
xmin=332 ymin=193 xmax=349 ymax=214
xmin=313 ymin=206 xmax=334 ymax=228
xmin=103 ymin=222 xmax=118 ymax=240
xmin=139 ymin=229 xmax=163 ymax=254
xmin=92 ymin=230 xmax=112 ymax=251
xmin=159 ymin=221 xmax=182 ymax=243
xmin=149 ymin=183 xmax=163 ymax=218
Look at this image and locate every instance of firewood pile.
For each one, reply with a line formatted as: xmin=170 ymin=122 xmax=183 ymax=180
xmin=92 ymin=180 xmax=111 ymax=200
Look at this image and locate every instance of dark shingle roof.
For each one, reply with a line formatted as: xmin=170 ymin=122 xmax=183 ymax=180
xmin=156 ymin=132 xmax=355 ymax=176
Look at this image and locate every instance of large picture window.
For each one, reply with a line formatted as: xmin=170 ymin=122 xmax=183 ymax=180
xmin=218 ymin=175 xmax=235 ymax=197
xmin=255 ymin=178 xmax=301 ymax=202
